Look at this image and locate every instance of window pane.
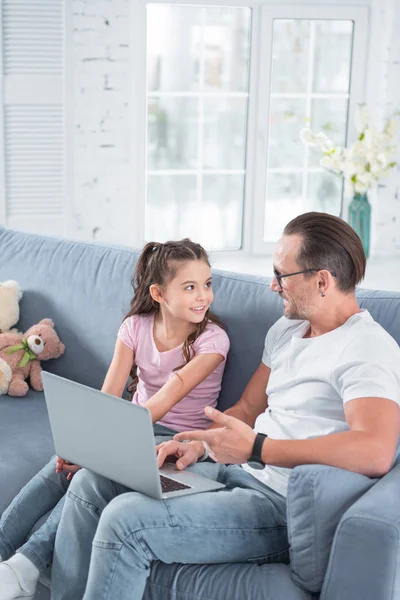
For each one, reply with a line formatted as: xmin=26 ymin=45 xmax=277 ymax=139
xmin=268 ymin=98 xmax=306 ymax=169
xmin=264 ymin=174 xmax=303 ymax=242
xmin=313 ymin=21 xmax=353 ymax=93
xmin=271 ymin=20 xmax=310 ymax=94
xmin=203 ymin=97 xmax=247 ymax=169
xmin=307 ymin=171 xmax=342 ymax=214
xmin=147 ymin=6 xmax=202 ymax=93
xmin=146 ymin=175 xmax=197 ymax=241
xmin=203 ymin=8 xmax=251 ymax=92
xmin=147 ymin=98 xmax=199 ymax=170
xmin=146 ymin=175 xmax=244 ymax=251
xmin=202 ymin=175 xmax=244 ymax=250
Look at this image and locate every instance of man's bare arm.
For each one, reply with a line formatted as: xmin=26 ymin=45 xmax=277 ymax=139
xmin=209 ymin=362 xmax=270 ymax=429
xmin=177 ymin=397 xmax=400 ymax=477
xmin=260 ymin=397 xmax=400 ymax=477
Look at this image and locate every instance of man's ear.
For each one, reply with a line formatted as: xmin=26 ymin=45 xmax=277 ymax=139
xmin=150 ymin=284 xmax=164 ymax=305
xmin=317 ymin=270 xmax=330 ymax=294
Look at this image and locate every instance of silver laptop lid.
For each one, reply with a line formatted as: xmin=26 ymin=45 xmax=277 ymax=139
xmin=42 ymin=371 xmax=163 ymax=499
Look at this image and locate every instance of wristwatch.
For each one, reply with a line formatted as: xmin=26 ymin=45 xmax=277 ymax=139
xmin=247 ymin=433 xmax=268 ymax=470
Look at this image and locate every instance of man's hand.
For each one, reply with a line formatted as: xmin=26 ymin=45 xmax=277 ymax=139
xmin=156 ymin=440 xmax=205 ymax=470
xmin=56 ymin=456 xmax=81 ymax=481
xmin=175 ymin=407 xmax=256 ymax=464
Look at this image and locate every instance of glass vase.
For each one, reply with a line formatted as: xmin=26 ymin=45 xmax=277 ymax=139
xmin=348 ymin=193 xmax=371 ymax=259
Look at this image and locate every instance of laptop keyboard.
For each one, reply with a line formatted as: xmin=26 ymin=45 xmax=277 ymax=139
xmin=160 ymin=474 xmax=192 ymax=493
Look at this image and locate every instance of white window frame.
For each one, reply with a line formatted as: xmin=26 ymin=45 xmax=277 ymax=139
xmin=129 ymin=0 xmax=370 ymax=258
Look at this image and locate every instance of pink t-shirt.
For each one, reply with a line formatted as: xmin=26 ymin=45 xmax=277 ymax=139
xmin=118 ymin=314 xmax=230 ymax=432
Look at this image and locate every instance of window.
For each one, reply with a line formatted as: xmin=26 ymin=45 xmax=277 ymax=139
xmin=145 ymin=5 xmax=252 ymax=250
xmin=264 ymin=19 xmax=353 ymax=241
xmin=136 ymin=2 xmax=368 ymax=254
xmin=253 ymin=4 xmax=368 ymax=253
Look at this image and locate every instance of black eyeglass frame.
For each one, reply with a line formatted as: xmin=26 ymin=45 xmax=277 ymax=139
xmin=273 ymin=268 xmax=337 ymax=290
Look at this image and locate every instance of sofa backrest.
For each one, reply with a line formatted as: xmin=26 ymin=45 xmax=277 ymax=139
xmin=1 ymin=227 xmax=400 ymax=411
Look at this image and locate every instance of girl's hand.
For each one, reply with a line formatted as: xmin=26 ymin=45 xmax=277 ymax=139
xmin=56 ymin=456 xmax=81 ymax=481
xmin=156 ymin=440 xmax=205 ymax=470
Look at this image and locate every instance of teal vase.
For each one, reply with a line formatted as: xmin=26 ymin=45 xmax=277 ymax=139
xmin=348 ymin=193 xmax=371 ymax=259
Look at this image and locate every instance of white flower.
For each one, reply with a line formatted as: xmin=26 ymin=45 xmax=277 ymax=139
xmin=321 ymin=139 xmax=334 ymax=153
xmin=299 ymin=106 xmax=398 ymax=197
xmin=320 ymin=156 xmax=335 ymax=169
xmin=385 ymin=118 xmax=398 ymax=137
xmin=300 ymin=128 xmax=316 ymax=145
xmin=357 ymin=172 xmax=374 ymax=188
xmin=377 ymin=153 xmax=388 ymax=167
xmin=354 ymin=182 xmax=368 ymax=194
xmin=369 ymin=160 xmax=381 ymax=174
xmin=355 ymin=105 xmax=371 ymax=133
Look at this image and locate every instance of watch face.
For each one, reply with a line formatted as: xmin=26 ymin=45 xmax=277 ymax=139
xmin=247 ymin=460 xmax=264 ymax=470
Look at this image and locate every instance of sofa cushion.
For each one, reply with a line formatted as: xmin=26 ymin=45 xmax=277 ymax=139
xmin=287 ymin=464 xmax=377 ymax=593
xmin=0 ymin=390 xmax=54 ymax=514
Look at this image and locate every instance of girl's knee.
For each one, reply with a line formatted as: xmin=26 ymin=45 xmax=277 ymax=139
xmin=97 ymin=492 xmax=160 ymax=540
xmin=67 ymin=469 xmax=119 ymax=506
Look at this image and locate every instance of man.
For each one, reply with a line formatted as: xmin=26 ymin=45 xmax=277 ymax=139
xmin=51 ymin=212 xmax=400 ymax=600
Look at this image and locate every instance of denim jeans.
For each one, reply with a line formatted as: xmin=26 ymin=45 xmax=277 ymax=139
xmin=51 ymin=462 xmax=288 ymax=600
xmin=0 ymin=455 xmax=68 ymax=571
xmin=0 ymin=423 xmax=178 ymax=574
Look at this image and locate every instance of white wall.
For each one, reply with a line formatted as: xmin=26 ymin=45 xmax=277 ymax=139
xmin=71 ymin=0 xmax=132 ymax=243
xmin=68 ymin=0 xmax=400 ymax=252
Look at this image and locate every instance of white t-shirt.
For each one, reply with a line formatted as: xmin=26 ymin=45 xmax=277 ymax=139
xmin=242 ymin=310 xmax=400 ymax=497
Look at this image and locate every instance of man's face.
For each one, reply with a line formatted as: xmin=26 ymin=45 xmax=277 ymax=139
xmin=270 ymin=234 xmax=317 ymax=320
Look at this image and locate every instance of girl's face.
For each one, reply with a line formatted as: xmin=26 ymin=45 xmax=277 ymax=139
xmin=157 ymin=259 xmax=214 ymax=324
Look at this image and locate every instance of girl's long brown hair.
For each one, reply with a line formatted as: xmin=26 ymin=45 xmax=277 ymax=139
xmin=124 ymin=239 xmax=224 ymax=398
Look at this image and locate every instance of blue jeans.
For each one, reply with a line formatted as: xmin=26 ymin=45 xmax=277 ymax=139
xmin=51 ymin=463 xmax=288 ymax=600
xmin=0 ymin=455 xmax=68 ymax=571
xmin=0 ymin=424 xmax=178 ymax=573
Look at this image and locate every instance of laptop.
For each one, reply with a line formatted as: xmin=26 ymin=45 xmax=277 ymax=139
xmin=42 ymin=372 xmax=225 ymax=500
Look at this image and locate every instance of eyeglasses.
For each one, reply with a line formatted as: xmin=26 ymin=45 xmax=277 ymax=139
xmin=273 ymin=268 xmax=337 ymax=290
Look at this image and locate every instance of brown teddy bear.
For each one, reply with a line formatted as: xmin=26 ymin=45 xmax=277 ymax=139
xmin=0 ymin=318 xmax=65 ymax=397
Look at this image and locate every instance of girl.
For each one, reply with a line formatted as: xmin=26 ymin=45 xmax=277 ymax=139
xmin=0 ymin=239 xmax=229 ymax=600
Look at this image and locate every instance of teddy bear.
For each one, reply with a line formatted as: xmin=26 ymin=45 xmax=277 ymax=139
xmin=0 ymin=318 xmax=65 ymax=397
xmin=0 ymin=280 xmax=22 ymax=334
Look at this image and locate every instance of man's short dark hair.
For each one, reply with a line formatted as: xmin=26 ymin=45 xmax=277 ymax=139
xmin=283 ymin=212 xmax=366 ymax=293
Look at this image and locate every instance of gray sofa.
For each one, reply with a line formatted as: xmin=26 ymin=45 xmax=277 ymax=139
xmin=0 ymin=226 xmax=399 ymax=600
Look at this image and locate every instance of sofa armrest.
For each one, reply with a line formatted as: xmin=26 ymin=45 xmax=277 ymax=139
xmin=287 ymin=465 xmax=376 ymax=593
xmin=321 ymin=463 xmax=400 ymax=600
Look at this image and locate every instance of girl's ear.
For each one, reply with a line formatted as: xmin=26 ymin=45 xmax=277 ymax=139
xmin=149 ymin=284 xmax=164 ymax=305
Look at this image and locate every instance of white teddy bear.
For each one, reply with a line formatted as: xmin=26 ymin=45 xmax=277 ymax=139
xmin=0 ymin=280 xmax=22 ymax=334
xmin=0 ymin=280 xmax=22 ymax=394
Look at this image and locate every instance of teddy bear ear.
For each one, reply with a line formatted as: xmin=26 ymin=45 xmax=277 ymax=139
xmin=39 ymin=318 xmax=54 ymax=328
xmin=2 ymin=280 xmax=22 ymax=300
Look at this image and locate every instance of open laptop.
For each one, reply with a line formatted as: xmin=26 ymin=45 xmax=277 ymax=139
xmin=42 ymin=372 xmax=225 ymax=500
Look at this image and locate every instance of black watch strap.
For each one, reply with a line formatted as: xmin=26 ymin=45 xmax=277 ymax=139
xmin=249 ymin=433 xmax=268 ymax=467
